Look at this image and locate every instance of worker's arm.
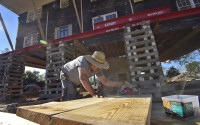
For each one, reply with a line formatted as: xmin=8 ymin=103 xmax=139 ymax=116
xmin=78 ymin=67 xmax=96 ymax=96
xmin=97 ymin=75 xmax=123 ymax=87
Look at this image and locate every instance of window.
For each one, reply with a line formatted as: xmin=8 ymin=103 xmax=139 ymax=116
xmin=176 ymin=0 xmax=200 ymax=10
xmin=194 ymin=0 xmax=200 ymax=6
xmin=26 ymin=8 xmax=42 ymax=23
xmin=24 ymin=33 xmax=39 ymax=48
xmin=60 ymin=0 xmax=70 ymax=8
xmin=55 ymin=24 xmax=72 ymax=39
xmin=92 ymin=12 xmax=118 ymax=29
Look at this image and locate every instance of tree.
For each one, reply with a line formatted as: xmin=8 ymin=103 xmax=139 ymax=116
xmin=166 ymin=66 xmax=180 ymax=78
xmin=186 ymin=61 xmax=200 ymax=76
xmin=0 ymin=48 xmax=10 ymax=54
xmin=23 ymin=70 xmax=45 ymax=87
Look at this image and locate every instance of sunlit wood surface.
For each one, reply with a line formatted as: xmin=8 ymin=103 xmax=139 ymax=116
xmin=17 ymin=97 xmax=152 ymax=125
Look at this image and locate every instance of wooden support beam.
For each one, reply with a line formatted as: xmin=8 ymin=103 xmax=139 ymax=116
xmin=22 ymin=55 xmax=46 ymax=65
xmin=129 ymin=0 xmax=134 ymax=14
xmin=81 ymin=0 xmax=84 ymax=32
xmin=25 ymin=62 xmax=46 ymax=69
xmin=72 ymin=0 xmax=83 ymax=33
xmin=74 ymin=39 xmax=92 ymax=55
xmin=161 ymin=26 xmax=200 ymax=59
xmin=0 ymin=13 xmax=14 ymax=51
xmin=45 ymin=10 xmax=49 ymax=41
xmin=153 ymin=22 xmax=161 ymax=34
xmin=31 ymin=0 xmax=45 ymax=40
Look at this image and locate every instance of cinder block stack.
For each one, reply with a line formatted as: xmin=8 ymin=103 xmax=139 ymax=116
xmin=0 ymin=53 xmax=24 ymax=100
xmin=44 ymin=41 xmax=75 ymax=98
xmin=124 ymin=21 xmax=164 ymax=101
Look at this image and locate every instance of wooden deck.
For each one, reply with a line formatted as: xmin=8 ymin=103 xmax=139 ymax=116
xmin=16 ymin=97 xmax=152 ymax=125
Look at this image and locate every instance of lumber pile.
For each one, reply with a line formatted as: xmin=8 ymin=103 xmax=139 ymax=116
xmin=0 ymin=53 xmax=24 ymax=100
xmin=42 ymin=41 xmax=75 ymax=98
xmin=17 ymin=97 xmax=152 ymax=125
xmin=124 ymin=21 xmax=164 ymax=100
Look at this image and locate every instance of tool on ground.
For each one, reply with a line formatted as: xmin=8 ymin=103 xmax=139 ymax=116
xmin=119 ymin=81 xmax=139 ymax=95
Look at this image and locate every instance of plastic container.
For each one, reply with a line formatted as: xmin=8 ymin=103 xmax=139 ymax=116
xmin=161 ymin=95 xmax=199 ymax=117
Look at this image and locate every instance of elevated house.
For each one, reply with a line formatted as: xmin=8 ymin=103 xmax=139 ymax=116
xmin=0 ymin=0 xmax=200 ymax=101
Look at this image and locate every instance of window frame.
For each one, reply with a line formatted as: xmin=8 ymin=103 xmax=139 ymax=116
xmin=23 ymin=33 xmax=39 ymax=48
xmin=54 ymin=24 xmax=72 ymax=39
xmin=92 ymin=11 xmax=118 ymax=29
xmin=26 ymin=8 xmax=42 ymax=23
xmin=60 ymin=0 xmax=70 ymax=8
xmin=176 ymin=0 xmax=200 ymax=10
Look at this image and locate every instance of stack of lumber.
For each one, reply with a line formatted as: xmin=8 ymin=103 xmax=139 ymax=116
xmin=17 ymin=97 xmax=152 ymax=125
xmin=0 ymin=53 xmax=24 ymax=100
xmin=124 ymin=21 xmax=164 ymax=100
xmin=43 ymin=41 xmax=74 ymax=97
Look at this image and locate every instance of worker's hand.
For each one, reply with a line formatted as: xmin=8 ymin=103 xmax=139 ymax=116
xmin=118 ymin=81 xmax=128 ymax=88
xmin=93 ymin=93 xmax=104 ymax=98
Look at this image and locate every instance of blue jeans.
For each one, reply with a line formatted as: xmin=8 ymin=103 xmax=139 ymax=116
xmin=60 ymin=72 xmax=77 ymax=101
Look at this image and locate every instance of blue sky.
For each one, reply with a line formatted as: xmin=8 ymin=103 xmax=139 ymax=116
xmin=0 ymin=5 xmax=45 ymax=74
xmin=0 ymin=5 xmax=18 ymax=51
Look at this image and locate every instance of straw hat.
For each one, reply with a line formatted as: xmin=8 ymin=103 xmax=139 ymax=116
xmin=85 ymin=51 xmax=109 ymax=69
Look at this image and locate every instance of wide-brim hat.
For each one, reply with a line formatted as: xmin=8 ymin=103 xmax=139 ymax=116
xmin=85 ymin=51 xmax=109 ymax=69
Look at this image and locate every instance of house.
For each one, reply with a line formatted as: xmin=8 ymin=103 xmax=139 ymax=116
xmin=0 ymin=0 xmax=200 ymax=101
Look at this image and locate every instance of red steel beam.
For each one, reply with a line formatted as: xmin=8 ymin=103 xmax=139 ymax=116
xmin=1 ymin=7 xmax=200 ymax=59
xmin=94 ymin=6 xmax=171 ymax=30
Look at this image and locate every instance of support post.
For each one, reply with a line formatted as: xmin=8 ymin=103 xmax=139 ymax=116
xmin=0 ymin=13 xmax=14 ymax=51
xmin=72 ymin=0 xmax=83 ymax=33
xmin=129 ymin=0 xmax=134 ymax=14
xmin=45 ymin=10 xmax=49 ymax=41
xmin=81 ymin=0 xmax=84 ymax=32
xmin=31 ymin=0 xmax=45 ymax=40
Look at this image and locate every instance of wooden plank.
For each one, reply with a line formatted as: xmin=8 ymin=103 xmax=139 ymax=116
xmin=132 ymin=65 xmax=162 ymax=72
xmin=17 ymin=97 xmax=152 ymax=125
xmin=74 ymin=39 xmax=92 ymax=55
xmin=161 ymin=26 xmax=200 ymax=59
xmin=125 ymin=28 xmax=151 ymax=36
xmin=127 ymin=45 xmax=157 ymax=53
xmin=125 ymin=34 xmax=153 ymax=41
xmin=51 ymin=97 xmax=152 ymax=125
xmin=131 ymin=72 xmax=162 ymax=78
xmin=72 ymin=0 xmax=82 ymax=33
xmin=17 ymin=98 xmax=115 ymax=125
xmin=125 ymin=39 xmax=154 ymax=47
xmin=128 ymin=52 xmax=158 ymax=59
xmin=129 ymin=58 xmax=159 ymax=65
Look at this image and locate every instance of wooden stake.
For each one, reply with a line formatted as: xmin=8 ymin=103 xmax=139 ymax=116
xmin=0 ymin=13 xmax=14 ymax=51
xmin=31 ymin=0 xmax=45 ymax=40
xmin=81 ymin=0 xmax=84 ymax=32
xmin=72 ymin=0 xmax=83 ymax=33
xmin=45 ymin=10 xmax=49 ymax=41
xmin=129 ymin=0 xmax=134 ymax=14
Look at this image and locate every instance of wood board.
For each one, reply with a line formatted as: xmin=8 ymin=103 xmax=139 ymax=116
xmin=17 ymin=97 xmax=152 ymax=125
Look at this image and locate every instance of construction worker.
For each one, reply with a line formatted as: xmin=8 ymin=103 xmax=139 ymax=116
xmin=60 ymin=51 xmax=124 ymax=101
